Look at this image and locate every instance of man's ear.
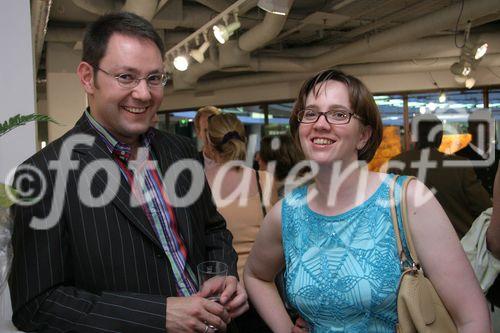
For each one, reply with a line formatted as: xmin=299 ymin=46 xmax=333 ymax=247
xmin=77 ymin=61 xmax=96 ymax=94
xmin=357 ymin=125 xmax=373 ymax=150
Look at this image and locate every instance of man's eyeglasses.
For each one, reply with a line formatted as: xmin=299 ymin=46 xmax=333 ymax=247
xmin=297 ymin=108 xmax=363 ymax=125
xmin=96 ymin=67 xmax=169 ymax=89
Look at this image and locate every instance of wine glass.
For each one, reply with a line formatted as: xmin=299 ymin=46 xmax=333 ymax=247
xmin=197 ymin=261 xmax=228 ymax=331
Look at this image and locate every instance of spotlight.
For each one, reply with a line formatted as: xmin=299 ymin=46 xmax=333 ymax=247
xmin=428 ymin=102 xmax=437 ymax=112
xmin=474 ymin=42 xmax=488 ymax=60
xmin=257 ymin=0 xmax=293 ymax=15
xmin=450 ymin=62 xmax=465 ymax=76
xmin=173 ymin=54 xmax=189 ymax=71
xmin=465 ymin=77 xmax=476 ymax=89
xmin=451 ymin=61 xmax=472 ymax=76
xmin=190 ymin=40 xmax=210 ymax=63
xmin=439 ymin=91 xmax=446 ymax=103
xmin=462 ymin=66 xmax=471 ymax=76
xmin=213 ymin=14 xmax=240 ymax=44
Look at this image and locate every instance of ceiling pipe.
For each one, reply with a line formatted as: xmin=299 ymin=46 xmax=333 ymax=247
xmin=72 ymin=0 xmax=159 ymax=21
xmin=253 ymin=32 xmax=500 ymax=62
xmin=31 ymin=0 xmax=53 ymax=71
xmin=307 ymin=0 xmax=500 ymax=71
xmin=335 ymin=32 xmax=500 ymax=65
xmin=178 ymin=1 xmax=294 ymax=87
xmin=45 ymin=28 xmax=85 ymax=43
xmin=174 ymin=0 xmax=500 ymax=90
xmin=71 ymin=0 xmax=117 ymax=16
xmin=122 ymin=0 xmax=159 ymax=20
xmin=179 ymin=59 xmax=219 ymax=85
xmin=238 ymin=6 xmax=291 ymax=52
xmin=153 ymin=5 xmax=255 ymax=30
xmin=167 ymin=53 xmax=500 ymax=93
xmin=249 ymin=57 xmax=307 ymax=72
xmin=195 ymin=0 xmax=234 ymax=12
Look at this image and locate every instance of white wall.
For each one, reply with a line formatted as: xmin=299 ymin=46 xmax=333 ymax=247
xmin=0 ymin=0 xmax=37 ymax=184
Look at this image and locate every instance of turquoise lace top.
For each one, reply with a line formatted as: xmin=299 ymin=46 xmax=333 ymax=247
xmin=282 ymin=174 xmax=405 ymax=332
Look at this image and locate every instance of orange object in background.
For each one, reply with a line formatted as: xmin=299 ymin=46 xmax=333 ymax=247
xmin=369 ymin=126 xmax=402 ymax=171
xmin=368 ymin=129 xmax=472 ymax=172
xmin=439 ymin=133 xmax=471 ymax=155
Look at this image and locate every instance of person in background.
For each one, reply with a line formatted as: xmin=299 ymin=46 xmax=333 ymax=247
xmin=388 ymin=115 xmax=491 ymax=238
xmin=455 ymin=110 xmax=500 ymax=197
xmin=9 ymin=12 xmax=247 ymax=333
xmin=488 ymin=164 xmax=500 ymax=259
xmin=259 ymin=134 xmax=310 ymax=198
xmin=204 ymin=113 xmax=278 ymax=333
xmin=194 ymin=105 xmax=221 ymax=164
xmin=244 ymin=69 xmax=490 ymax=332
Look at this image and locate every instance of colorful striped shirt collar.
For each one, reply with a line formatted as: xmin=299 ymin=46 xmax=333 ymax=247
xmin=85 ymin=109 xmax=155 ymax=162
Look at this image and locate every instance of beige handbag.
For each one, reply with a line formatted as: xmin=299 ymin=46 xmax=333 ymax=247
xmin=389 ymin=176 xmax=457 ymax=333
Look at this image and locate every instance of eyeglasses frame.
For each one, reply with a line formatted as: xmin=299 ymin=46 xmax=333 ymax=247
xmin=95 ymin=66 xmax=169 ymax=89
xmin=297 ymin=109 xmax=364 ymax=125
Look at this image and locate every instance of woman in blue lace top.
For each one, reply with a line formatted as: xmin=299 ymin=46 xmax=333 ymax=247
xmin=244 ymin=70 xmax=490 ymax=333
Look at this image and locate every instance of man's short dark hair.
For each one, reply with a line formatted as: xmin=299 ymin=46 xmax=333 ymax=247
xmin=82 ymin=11 xmax=165 ymax=67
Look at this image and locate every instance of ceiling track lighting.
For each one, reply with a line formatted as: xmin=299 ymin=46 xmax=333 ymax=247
xmin=189 ymin=33 xmax=210 ymax=63
xmin=465 ymin=77 xmax=476 ymax=89
xmin=173 ymin=48 xmax=189 ymax=71
xmin=474 ymin=42 xmax=488 ymax=60
xmin=164 ymin=0 xmax=248 ymax=73
xmin=213 ymin=13 xmax=241 ymax=44
xmin=439 ymin=91 xmax=446 ymax=103
xmin=449 ymin=22 xmax=488 ymax=88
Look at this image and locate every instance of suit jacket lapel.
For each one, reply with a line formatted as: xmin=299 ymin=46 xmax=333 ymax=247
xmin=73 ymin=114 xmax=163 ymax=250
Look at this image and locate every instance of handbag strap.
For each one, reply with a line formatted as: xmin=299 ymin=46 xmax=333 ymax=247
xmin=389 ymin=175 xmax=421 ymax=270
xmin=255 ymin=170 xmax=267 ymax=218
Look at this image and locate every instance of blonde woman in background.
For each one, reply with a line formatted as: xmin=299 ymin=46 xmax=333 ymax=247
xmin=194 ymin=105 xmax=221 ymax=163
xmin=204 ymin=113 xmax=278 ymax=333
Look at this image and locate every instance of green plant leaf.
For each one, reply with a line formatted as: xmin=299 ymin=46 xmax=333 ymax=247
xmin=0 ymin=183 xmax=17 ymax=208
xmin=0 ymin=114 xmax=59 ymax=137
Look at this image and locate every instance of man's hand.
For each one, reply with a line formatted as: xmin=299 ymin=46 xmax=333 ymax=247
xmin=197 ymin=276 xmax=249 ymax=318
xmin=291 ymin=316 xmax=309 ymax=333
xmin=166 ymin=296 xmax=230 ymax=332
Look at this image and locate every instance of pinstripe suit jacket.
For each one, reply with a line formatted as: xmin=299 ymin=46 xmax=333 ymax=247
xmin=9 ymin=114 xmax=238 ymax=333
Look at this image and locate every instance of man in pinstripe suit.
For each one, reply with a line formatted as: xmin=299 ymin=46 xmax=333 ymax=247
xmin=9 ymin=12 xmax=247 ymax=333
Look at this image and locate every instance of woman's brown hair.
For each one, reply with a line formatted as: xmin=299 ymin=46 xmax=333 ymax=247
xmin=289 ymin=69 xmax=383 ymax=162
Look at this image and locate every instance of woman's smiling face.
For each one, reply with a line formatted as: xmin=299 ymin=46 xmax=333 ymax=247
xmin=298 ymin=80 xmax=371 ymax=167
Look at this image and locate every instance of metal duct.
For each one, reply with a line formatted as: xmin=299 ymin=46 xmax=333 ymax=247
xmin=179 ymin=1 xmax=293 ymax=87
xmin=168 ymin=53 xmax=500 ymax=92
xmin=182 ymin=59 xmax=218 ymax=85
xmin=71 ymin=0 xmax=117 ymax=16
xmin=307 ymin=0 xmax=500 ymax=70
xmin=196 ymin=0 xmax=233 ymax=12
xmin=45 ymin=28 xmax=85 ymax=43
xmin=174 ymin=0 xmax=500 ymax=90
xmin=122 ymin=0 xmax=159 ymax=20
xmin=219 ymin=40 xmax=251 ymax=69
xmin=32 ymin=0 xmax=53 ymax=71
xmin=72 ymin=0 xmax=158 ymax=21
xmin=238 ymin=8 xmax=290 ymax=52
